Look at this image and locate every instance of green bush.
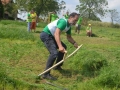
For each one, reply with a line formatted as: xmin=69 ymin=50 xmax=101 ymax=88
xmin=88 ymin=20 xmax=112 ymax=27
xmin=112 ymin=23 xmax=120 ymax=28
xmin=87 ymin=20 xmax=120 ymax=28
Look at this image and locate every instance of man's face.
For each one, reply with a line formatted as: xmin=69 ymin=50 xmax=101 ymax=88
xmin=68 ymin=15 xmax=79 ymax=25
xmin=53 ymin=11 xmax=56 ymax=14
xmin=31 ymin=10 xmax=34 ymax=14
xmin=1 ymin=0 xmax=11 ymax=5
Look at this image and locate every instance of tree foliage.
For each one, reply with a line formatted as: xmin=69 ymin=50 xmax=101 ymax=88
xmin=27 ymin=0 xmax=66 ymax=16
xmin=4 ymin=0 xmax=17 ymax=19
xmin=15 ymin=0 xmax=65 ymax=16
xmin=76 ymin=0 xmax=108 ymax=21
xmin=3 ymin=0 xmax=65 ymax=19
xmin=2 ymin=0 xmax=26 ymax=19
xmin=108 ymin=9 xmax=120 ymax=24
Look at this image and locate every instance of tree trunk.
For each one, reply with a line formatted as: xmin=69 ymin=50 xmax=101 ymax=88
xmin=0 ymin=0 xmax=4 ymax=19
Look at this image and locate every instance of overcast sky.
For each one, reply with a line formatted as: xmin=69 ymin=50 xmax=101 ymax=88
xmin=63 ymin=0 xmax=120 ymax=22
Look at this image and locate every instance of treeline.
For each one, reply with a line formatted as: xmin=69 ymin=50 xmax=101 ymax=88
xmin=0 ymin=0 xmax=66 ymax=20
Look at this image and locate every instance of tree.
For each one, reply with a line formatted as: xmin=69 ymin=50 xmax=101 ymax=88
xmin=2 ymin=0 xmax=65 ymax=20
xmin=7 ymin=0 xmax=65 ymax=20
xmin=4 ymin=0 xmax=16 ymax=19
xmin=0 ymin=0 xmax=12 ymax=19
xmin=13 ymin=0 xmax=29 ymax=19
xmin=27 ymin=0 xmax=66 ymax=16
xmin=76 ymin=0 xmax=108 ymax=21
xmin=108 ymin=9 xmax=120 ymax=24
xmin=2 ymin=0 xmax=27 ymax=20
xmin=0 ymin=0 xmax=4 ymax=19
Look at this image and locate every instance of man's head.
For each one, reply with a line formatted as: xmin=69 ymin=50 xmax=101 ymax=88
xmin=68 ymin=12 xmax=79 ymax=25
xmin=66 ymin=11 xmax=69 ymax=15
xmin=31 ymin=9 xmax=35 ymax=14
xmin=53 ymin=11 xmax=56 ymax=14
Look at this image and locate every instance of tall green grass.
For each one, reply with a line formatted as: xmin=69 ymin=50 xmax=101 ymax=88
xmin=0 ymin=20 xmax=120 ymax=90
xmin=0 ymin=25 xmax=35 ymax=41
xmin=94 ymin=63 xmax=120 ymax=88
xmin=88 ymin=20 xmax=120 ymax=28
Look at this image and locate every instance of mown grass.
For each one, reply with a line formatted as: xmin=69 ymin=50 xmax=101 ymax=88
xmin=0 ymin=20 xmax=120 ymax=90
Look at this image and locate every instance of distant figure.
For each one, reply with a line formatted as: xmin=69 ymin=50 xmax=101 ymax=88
xmin=31 ymin=9 xmax=37 ymax=32
xmin=75 ymin=14 xmax=82 ymax=34
xmin=49 ymin=11 xmax=59 ymax=22
xmin=26 ymin=11 xmax=32 ymax=32
xmin=86 ymin=24 xmax=92 ymax=37
xmin=63 ymin=11 xmax=69 ymax=19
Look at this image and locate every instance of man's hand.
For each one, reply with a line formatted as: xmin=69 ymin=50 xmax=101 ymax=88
xmin=59 ymin=46 xmax=66 ymax=53
xmin=67 ymin=34 xmax=78 ymax=48
xmin=73 ymin=42 xmax=78 ymax=48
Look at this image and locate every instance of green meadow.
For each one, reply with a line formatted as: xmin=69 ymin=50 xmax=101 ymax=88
xmin=0 ymin=20 xmax=120 ymax=90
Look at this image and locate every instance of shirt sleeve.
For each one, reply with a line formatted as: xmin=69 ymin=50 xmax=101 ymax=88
xmin=57 ymin=19 xmax=66 ymax=31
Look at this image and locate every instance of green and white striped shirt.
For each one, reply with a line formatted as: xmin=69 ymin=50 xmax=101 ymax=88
xmin=43 ymin=18 xmax=71 ymax=36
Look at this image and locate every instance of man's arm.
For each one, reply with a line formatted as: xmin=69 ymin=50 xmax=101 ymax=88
xmin=67 ymin=34 xmax=78 ymax=48
xmin=54 ymin=28 xmax=66 ymax=53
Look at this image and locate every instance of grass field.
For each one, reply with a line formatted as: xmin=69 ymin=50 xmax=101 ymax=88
xmin=0 ymin=20 xmax=120 ymax=90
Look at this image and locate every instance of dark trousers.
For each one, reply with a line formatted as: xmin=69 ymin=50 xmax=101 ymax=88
xmin=40 ymin=32 xmax=67 ymax=75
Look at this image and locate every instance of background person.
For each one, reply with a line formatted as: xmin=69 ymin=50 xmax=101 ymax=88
xmin=26 ymin=11 xmax=32 ymax=32
xmin=63 ymin=11 xmax=69 ymax=19
xmin=49 ymin=11 xmax=59 ymax=22
xmin=86 ymin=24 xmax=92 ymax=37
xmin=31 ymin=9 xmax=37 ymax=32
xmin=40 ymin=12 xmax=79 ymax=80
xmin=75 ymin=14 xmax=82 ymax=34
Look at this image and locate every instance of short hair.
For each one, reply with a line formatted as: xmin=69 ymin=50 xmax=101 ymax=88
xmin=31 ymin=8 xmax=35 ymax=11
xmin=53 ymin=11 xmax=56 ymax=13
xmin=69 ymin=12 xmax=78 ymax=18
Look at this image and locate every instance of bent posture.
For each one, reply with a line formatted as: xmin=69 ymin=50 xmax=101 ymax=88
xmin=40 ymin=12 xmax=79 ymax=80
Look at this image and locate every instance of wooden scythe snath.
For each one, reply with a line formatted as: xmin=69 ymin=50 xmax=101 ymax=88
xmin=38 ymin=44 xmax=83 ymax=76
